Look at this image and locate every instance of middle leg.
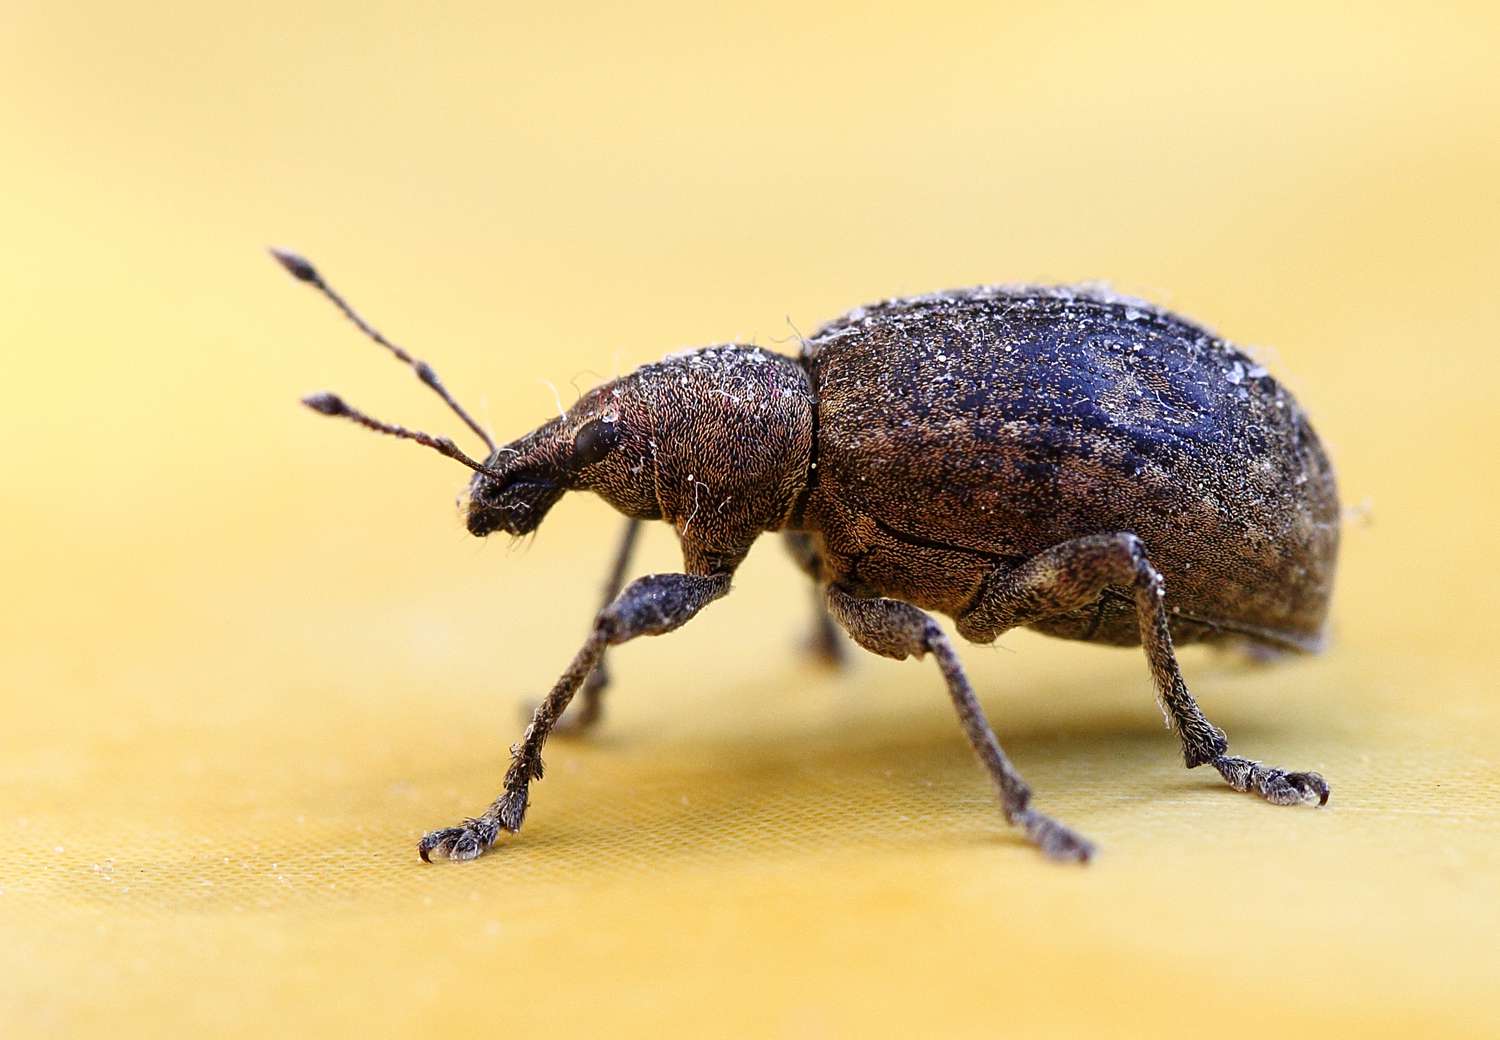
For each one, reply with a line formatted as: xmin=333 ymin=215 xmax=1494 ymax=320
xmin=825 ymin=584 xmax=1094 ymax=862
xmin=781 ymin=530 xmax=847 ymax=667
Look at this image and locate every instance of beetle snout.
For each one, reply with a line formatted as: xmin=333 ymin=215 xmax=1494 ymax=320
xmin=466 ymin=474 xmax=564 ymax=537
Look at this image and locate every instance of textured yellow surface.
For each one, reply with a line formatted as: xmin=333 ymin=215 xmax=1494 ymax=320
xmin=3 ymin=3 xmax=1498 ymax=1036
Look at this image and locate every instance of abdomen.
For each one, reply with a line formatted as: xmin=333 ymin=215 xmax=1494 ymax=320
xmin=800 ymin=286 xmax=1340 ymax=651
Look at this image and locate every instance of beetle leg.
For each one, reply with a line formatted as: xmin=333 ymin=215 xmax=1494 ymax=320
xmin=825 ymin=584 xmax=1094 ymax=863
xmin=781 ymin=531 xmax=847 ymax=667
xmin=806 ymin=584 xmax=848 ymax=666
xmin=956 ymin=533 xmax=1329 ymax=808
xmin=420 ymin=569 xmax=732 ymax=862
xmin=538 ymin=516 xmax=643 ymax=737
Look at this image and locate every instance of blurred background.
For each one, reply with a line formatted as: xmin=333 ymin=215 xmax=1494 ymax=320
xmin=3 ymin=2 xmax=1497 ymax=1036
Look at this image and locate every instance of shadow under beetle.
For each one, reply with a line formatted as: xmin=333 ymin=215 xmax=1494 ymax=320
xmin=274 ymin=250 xmax=1339 ymax=864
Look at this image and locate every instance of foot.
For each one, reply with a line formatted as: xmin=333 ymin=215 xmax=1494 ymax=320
xmin=1014 ymin=808 xmax=1095 ymax=863
xmin=418 ymin=788 xmax=529 ymax=862
xmin=1212 ymin=755 xmax=1329 ymax=806
xmin=418 ymin=817 xmax=501 ymax=862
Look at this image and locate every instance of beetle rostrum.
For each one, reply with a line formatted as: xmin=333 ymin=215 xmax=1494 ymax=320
xmin=275 ymin=249 xmax=1339 ymax=865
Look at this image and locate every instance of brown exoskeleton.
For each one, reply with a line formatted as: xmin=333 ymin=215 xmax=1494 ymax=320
xmin=274 ymin=250 xmax=1339 ymax=864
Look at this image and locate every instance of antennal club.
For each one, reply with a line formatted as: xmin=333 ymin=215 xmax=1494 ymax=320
xmin=302 ymin=392 xmax=506 ymax=479
xmin=271 ymin=248 xmax=498 ymax=453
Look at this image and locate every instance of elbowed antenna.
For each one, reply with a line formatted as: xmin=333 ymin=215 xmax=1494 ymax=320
xmin=302 ymin=393 xmax=507 ymax=479
xmin=270 ymin=248 xmax=497 ymax=453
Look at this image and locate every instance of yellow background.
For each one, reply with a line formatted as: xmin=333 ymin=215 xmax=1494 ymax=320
xmin=3 ymin=2 xmax=1498 ymax=1036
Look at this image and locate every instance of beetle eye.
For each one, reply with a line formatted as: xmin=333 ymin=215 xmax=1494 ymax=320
xmin=571 ymin=417 xmax=621 ymax=467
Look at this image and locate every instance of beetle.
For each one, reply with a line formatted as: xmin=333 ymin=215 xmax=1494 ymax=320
xmin=273 ymin=249 xmax=1339 ymax=864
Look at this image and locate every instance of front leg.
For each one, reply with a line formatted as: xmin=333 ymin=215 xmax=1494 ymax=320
xmin=420 ymin=569 xmax=732 ymax=862
xmin=548 ymin=516 xmax=642 ymax=736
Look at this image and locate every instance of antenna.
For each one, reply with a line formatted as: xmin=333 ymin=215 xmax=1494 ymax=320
xmin=302 ymin=393 xmax=506 ymax=479
xmin=270 ymin=248 xmax=497 ymax=453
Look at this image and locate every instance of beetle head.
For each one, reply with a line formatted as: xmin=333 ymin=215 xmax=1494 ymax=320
xmin=470 ymin=347 xmax=816 ymax=544
xmin=278 ymin=250 xmax=812 ymax=548
xmin=278 ymin=248 xmax=666 ymax=540
xmin=465 ymin=376 xmax=658 ymax=538
xmin=463 ymin=460 xmax=564 ymax=537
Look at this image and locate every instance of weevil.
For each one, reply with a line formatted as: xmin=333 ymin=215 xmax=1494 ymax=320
xmin=273 ymin=250 xmax=1339 ymax=863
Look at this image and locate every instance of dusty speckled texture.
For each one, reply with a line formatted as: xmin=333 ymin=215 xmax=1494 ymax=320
xmin=798 ymin=286 xmax=1339 ymax=651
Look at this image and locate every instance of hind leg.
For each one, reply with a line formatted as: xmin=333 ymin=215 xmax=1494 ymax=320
xmin=958 ymin=533 xmax=1329 ymax=807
